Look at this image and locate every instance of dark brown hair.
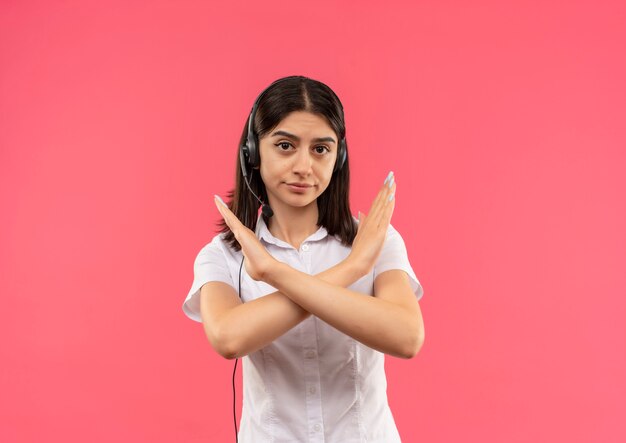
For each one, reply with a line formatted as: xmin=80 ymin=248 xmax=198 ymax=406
xmin=217 ymin=75 xmax=357 ymax=251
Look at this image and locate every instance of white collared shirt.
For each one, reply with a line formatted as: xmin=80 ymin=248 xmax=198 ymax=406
xmin=183 ymin=214 xmax=424 ymax=442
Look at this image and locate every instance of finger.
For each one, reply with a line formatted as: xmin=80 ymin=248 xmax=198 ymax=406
xmin=372 ymin=172 xmax=393 ymax=208
xmin=380 ymin=182 xmax=396 ymax=228
xmin=366 ymin=172 xmax=394 ymax=225
xmin=214 ymin=195 xmax=226 ymax=216
xmin=355 ymin=211 xmax=368 ymax=236
xmin=372 ymin=177 xmax=396 ymax=227
xmin=214 ymin=195 xmax=255 ymax=244
xmin=214 ymin=202 xmax=230 ymax=231
xmin=374 ymin=181 xmax=397 ymax=227
xmin=214 ymin=195 xmax=236 ymax=230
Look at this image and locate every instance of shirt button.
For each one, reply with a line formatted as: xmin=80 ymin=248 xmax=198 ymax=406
xmin=313 ymin=424 xmax=321 ymax=432
xmin=301 ymin=243 xmax=309 ymax=251
xmin=309 ymin=385 xmax=317 ymax=394
xmin=305 ymin=350 xmax=316 ymax=359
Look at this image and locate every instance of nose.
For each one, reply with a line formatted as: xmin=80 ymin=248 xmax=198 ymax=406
xmin=292 ymin=148 xmax=313 ymax=176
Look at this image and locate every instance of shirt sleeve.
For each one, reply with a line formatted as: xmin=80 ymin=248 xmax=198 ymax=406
xmin=373 ymin=224 xmax=424 ymax=301
xmin=182 ymin=235 xmax=235 ymax=323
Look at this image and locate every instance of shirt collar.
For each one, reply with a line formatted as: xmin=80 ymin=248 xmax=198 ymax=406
xmin=255 ymin=214 xmax=330 ymax=249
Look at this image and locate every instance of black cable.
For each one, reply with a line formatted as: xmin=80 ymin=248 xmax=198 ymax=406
xmin=233 ymin=255 xmax=245 ymax=442
xmin=232 ymin=357 xmax=238 ymax=443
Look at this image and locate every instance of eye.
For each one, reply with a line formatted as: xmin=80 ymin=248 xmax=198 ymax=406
xmin=275 ymin=141 xmax=293 ymax=151
xmin=314 ymin=146 xmax=331 ymax=154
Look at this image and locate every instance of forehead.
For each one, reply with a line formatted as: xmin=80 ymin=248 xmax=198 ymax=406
xmin=270 ymin=111 xmax=336 ymax=137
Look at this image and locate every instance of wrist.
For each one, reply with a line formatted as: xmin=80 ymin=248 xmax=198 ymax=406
xmin=264 ymin=260 xmax=291 ymax=289
xmin=345 ymin=253 xmax=367 ymax=280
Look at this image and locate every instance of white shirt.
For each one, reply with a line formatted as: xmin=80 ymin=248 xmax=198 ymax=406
xmin=183 ymin=214 xmax=424 ymax=442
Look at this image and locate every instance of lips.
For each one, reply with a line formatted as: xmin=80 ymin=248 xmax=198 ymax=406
xmin=286 ymin=183 xmax=313 ymax=188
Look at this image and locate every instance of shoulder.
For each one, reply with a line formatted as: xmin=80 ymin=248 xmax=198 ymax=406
xmin=373 ymin=224 xmax=409 ymax=263
xmin=374 ymin=223 xmax=424 ymax=300
xmin=385 ymin=223 xmax=405 ymax=243
xmin=195 ymin=232 xmax=223 ymax=256
xmin=385 ymin=222 xmax=400 ymax=236
xmin=195 ymin=232 xmax=241 ymax=265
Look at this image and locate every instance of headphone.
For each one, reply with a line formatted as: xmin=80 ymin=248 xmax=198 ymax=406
xmin=232 ymin=76 xmax=347 ymax=442
xmin=239 ymin=76 xmax=348 ymax=219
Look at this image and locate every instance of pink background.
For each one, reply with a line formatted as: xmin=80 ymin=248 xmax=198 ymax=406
xmin=1 ymin=0 xmax=625 ymax=441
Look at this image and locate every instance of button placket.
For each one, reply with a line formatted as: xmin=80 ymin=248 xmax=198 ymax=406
xmin=299 ymin=242 xmax=313 ymax=273
xmin=301 ymin=318 xmax=323 ymax=441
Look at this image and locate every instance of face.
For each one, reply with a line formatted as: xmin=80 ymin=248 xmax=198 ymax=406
xmin=257 ymin=111 xmax=339 ymax=211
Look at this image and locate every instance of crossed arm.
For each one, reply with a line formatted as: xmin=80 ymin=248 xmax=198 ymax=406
xmin=205 ymin=173 xmax=424 ymax=360
xmin=201 ymin=256 xmax=359 ymax=359
xmin=200 ymin=255 xmax=423 ymax=360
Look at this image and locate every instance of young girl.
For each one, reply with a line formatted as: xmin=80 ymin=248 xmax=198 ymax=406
xmin=183 ymin=75 xmax=425 ymax=442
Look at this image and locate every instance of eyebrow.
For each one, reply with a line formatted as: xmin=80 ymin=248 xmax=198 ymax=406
xmin=270 ymin=130 xmax=336 ymax=144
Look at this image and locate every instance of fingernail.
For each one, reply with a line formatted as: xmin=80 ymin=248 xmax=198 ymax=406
xmin=388 ymin=192 xmax=395 ymax=202
xmin=388 ymin=176 xmax=395 ymax=188
xmin=214 ymin=194 xmax=227 ymax=208
xmin=384 ymin=171 xmax=393 ymax=184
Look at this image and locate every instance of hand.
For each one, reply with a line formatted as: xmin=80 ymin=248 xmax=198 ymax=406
xmin=214 ymin=195 xmax=278 ymax=282
xmin=349 ymin=171 xmax=396 ymax=275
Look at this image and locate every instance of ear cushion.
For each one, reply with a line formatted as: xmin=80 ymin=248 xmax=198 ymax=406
xmin=334 ymin=138 xmax=346 ymax=172
xmin=246 ymin=140 xmax=259 ymax=169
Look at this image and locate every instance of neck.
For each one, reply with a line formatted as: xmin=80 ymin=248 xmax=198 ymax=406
xmin=266 ymin=200 xmax=320 ymax=250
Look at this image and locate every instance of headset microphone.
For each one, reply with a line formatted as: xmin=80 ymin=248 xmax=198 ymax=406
xmin=242 ymin=167 xmax=274 ymax=218
xmin=261 ymin=203 xmax=274 ymax=219
xmin=240 ymin=143 xmax=274 ymax=218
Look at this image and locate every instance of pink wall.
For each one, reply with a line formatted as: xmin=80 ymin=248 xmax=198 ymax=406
xmin=1 ymin=0 xmax=625 ymax=441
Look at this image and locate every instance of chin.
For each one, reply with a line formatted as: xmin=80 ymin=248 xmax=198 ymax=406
xmin=286 ymin=194 xmax=318 ymax=206
xmin=288 ymin=198 xmax=316 ymax=207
